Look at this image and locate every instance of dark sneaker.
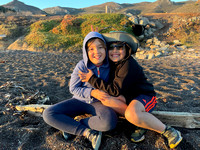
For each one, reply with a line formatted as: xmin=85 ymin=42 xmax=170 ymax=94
xmin=162 ymin=126 xmax=183 ymax=149
xmin=86 ymin=130 xmax=102 ymax=150
xmin=131 ymin=127 xmax=147 ymax=142
xmin=63 ymin=132 xmax=71 ymax=141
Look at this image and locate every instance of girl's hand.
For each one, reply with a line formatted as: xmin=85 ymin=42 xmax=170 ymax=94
xmin=79 ymin=69 xmax=94 ymax=82
xmin=91 ymin=25 xmax=99 ymax=32
xmin=91 ymin=89 xmax=110 ymax=101
xmin=116 ymin=95 xmax=126 ymax=103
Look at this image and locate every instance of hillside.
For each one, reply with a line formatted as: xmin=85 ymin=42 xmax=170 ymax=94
xmin=80 ymin=0 xmax=200 ymax=14
xmin=76 ymin=0 xmax=198 ymax=15
xmin=116 ymin=0 xmax=189 ymax=14
xmin=43 ymin=6 xmax=83 ymax=15
xmin=2 ymin=13 xmax=133 ymax=52
xmin=171 ymin=1 xmax=200 ymax=13
xmin=78 ymin=0 xmax=199 ymax=15
xmin=150 ymin=0 xmax=178 ymax=13
xmin=2 ymin=0 xmax=46 ymax=15
xmin=81 ymin=2 xmax=125 ymax=14
xmin=1 ymin=0 xmax=200 ymax=16
xmin=0 ymin=6 xmax=15 ymax=13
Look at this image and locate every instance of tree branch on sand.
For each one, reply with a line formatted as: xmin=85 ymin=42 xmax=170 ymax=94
xmin=15 ymin=104 xmax=200 ymax=129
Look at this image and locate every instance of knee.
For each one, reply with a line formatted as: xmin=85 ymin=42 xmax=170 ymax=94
xmin=99 ymin=111 xmax=118 ymax=131
xmin=42 ymin=106 xmax=55 ymax=124
xmin=100 ymin=118 xmax=117 ymax=131
xmin=125 ymin=107 xmax=140 ymax=125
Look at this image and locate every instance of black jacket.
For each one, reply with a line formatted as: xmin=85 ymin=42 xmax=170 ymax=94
xmin=88 ymin=44 xmax=156 ymax=103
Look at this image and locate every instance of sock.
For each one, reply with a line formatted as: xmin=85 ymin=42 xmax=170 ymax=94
xmin=84 ymin=128 xmax=91 ymax=138
xmin=161 ymin=125 xmax=168 ymax=134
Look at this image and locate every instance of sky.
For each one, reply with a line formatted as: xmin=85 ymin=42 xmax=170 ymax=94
xmin=0 ymin=0 xmax=188 ymax=9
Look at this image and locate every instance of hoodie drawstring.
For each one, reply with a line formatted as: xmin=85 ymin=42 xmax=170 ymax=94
xmin=97 ymin=67 xmax=100 ymax=78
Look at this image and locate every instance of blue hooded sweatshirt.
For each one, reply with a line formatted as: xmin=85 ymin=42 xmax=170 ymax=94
xmin=69 ymin=32 xmax=110 ymax=103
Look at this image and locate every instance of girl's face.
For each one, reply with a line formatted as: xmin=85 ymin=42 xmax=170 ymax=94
xmin=87 ymin=39 xmax=106 ymax=66
xmin=108 ymin=42 xmax=126 ymax=62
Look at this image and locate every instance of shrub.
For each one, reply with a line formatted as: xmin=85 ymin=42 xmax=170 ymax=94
xmin=25 ymin=13 xmax=133 ymax=52
xmin=175 ymin=23 xmax=200 ymax=47
xmin=51 ymin=15 xmax=83 ymax=35
xmin=0 ymin=23 xmax=21 ymax=38
xmin=25 ymin=30 xmax=83 ymax=51
xmin=180 ymin=31 xmax=200 ymax=47
xmin=79 ymin=13 xmax=132 ymax=37
xmin=29 ymin=20 xmax=61 ymax=33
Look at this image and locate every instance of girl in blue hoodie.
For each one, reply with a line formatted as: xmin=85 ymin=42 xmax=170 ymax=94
xmin=43 ymin=32 xmax=118 ymax=150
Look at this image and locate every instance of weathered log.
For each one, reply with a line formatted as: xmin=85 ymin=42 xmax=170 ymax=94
xmin=15 ymin=104 xmax=200 ymax=128
xmin=15 ymin=104 xmax=49 ymax=117
xmin=0 ymin=34 xmax=6 ymax=37
xmin=152 ymin=111 xmax=200 ymax=128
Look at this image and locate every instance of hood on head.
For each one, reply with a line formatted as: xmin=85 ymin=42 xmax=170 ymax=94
xmin=83 ymin=32 xmax=109 ymax=69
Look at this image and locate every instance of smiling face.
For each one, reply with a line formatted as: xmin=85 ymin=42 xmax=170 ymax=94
xmin=108 ymin=42 xmax=126 ymax=62
xmin=87 ymin=38 xmax=106 ymax=66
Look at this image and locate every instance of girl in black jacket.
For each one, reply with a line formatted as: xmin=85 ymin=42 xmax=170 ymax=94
xmin=79 ymin=32 xmax=182 ymax=149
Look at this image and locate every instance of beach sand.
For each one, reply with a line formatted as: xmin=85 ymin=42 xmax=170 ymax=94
xmin=0 ymin=49 xmax=199 ymax=150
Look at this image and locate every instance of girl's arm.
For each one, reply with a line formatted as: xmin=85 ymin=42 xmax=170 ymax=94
xmin=79 ymin=62 xmax=130 ymax=97
xmin=69 ymin=61 xmax=94 ymax=102
xmin=79 ymin=60 xmax=142 ymax=97
xmin=99 ymin=92 xmax=127 ymax=116
xmin=91 ymin=88 xmax=127 ymax=116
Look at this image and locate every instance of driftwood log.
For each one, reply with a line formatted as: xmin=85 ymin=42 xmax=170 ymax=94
xmin=152 ymin=111 xmax=200 ymax=128
xmin=15 ymin=104 xmax=200 ymax=129
xmin=15 ymin=104 xmax=49 ymax=117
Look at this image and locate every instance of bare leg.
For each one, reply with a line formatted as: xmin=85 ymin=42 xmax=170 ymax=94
xmin=125 ymin=100 xmax=166 ymax=133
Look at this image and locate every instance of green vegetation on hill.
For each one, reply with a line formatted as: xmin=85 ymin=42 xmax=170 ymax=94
xmin=24 ymin=13 xmax=133 ymax=52
xmin=80 ymin=13 xmax=132 ymax=36
xmin=0 ymin=6 xmax=15 ymax=13
xmin=0 ymin=23 xmax=21 ymax=38
xmin=178 ymin=25 xmax=200 ymax=47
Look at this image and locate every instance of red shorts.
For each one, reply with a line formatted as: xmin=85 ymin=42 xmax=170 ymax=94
xmin=134 ymin=95 xmax=157 ymax=113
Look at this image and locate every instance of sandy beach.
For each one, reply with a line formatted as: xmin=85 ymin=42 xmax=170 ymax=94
xmin=0 ymin=49 xmax=199 ymax=150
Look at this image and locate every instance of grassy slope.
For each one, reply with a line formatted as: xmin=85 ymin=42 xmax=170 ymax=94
xmin=24 ymin=13 xmax=133 ymax=52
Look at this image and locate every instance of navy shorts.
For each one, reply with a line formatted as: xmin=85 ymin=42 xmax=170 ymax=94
xmin=134 ymin=95 xmax=157 ymax=113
